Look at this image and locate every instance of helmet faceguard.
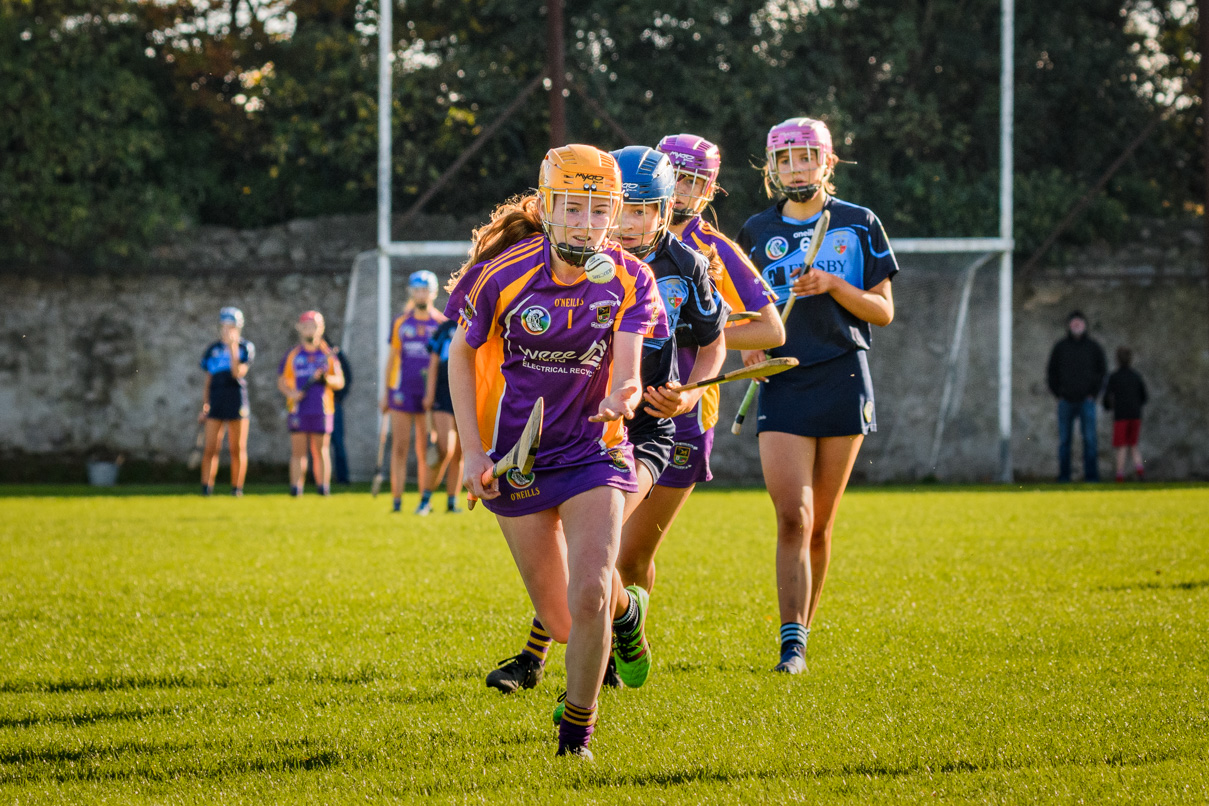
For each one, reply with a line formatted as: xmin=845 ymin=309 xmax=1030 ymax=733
xmin=611 ymin=145 xmax=675 ymax=258
xmin=765 ymin=118 xmax=836 ymax=203
xmin=538 ymin=144 xmax=623 ymax=266
xmin=657 ymin=134 xmax=721 ymax=223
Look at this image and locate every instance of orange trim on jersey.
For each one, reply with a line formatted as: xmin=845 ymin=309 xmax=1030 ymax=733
xmin=386 ymin=313 xmax=406 ymax=391
xmin=467 ymin=235 xmax=545 ymax=311
xmin=280 ymin=345 xmax=301 ymax=413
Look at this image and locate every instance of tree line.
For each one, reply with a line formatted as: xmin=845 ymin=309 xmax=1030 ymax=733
xmin=1 ymin=0 xmax=1200 ymax=268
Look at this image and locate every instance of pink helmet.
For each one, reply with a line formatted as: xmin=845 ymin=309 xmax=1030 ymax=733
xmin=656 ymin=133 xmax=722 ymax=222
xmin=765 ymin=118 xmax=835 ymax=202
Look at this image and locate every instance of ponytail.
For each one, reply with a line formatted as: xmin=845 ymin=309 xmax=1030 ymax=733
xmin=446 ymin=193 xmax=544 ymax=291
xmin=701 ymin=243 xmax=724 ymax=284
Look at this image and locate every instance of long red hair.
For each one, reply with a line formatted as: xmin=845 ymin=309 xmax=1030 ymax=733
xmin=446 ymin=193 xmax=544 ymax=291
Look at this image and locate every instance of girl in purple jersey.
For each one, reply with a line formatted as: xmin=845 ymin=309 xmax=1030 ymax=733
xmin=612 ymin=135 xmax=786 ymax=593
xmin=278 ymin=311 xmax=345 ymax=496
xmin=446 ymin=144 xmax=668 ymax=759
xmin=740 ymin=118 xmax=897 ymax=674
xmin=381 ymin=271 xmax=446 ymax=514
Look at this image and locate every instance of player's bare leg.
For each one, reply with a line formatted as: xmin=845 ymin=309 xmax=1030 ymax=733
xmin=389 ymin=410 xmax=413 ymax=511
xmin=227 ymin=418 xmax=248 ymax=494
xmin=804 ymin=435 xmax=864 ymax=626
xmin=429 ymin=412 xmax=463 ymax=511
xmin=309 ymin=433 xmax=332 ymax=495
xmin=201 ymin=419 xmax=225 ymax=493
xmin=760 ymin=431 xmax=817 ymax=673
xmin=412 ymin=416 xmax=434 ymax=514
xmin=617 ymin=483 xmax=695 ymax=593
xmin=289 ymin=432 xmax=309 ymax=495
xmin=621 ymin=463 xmax=657 ymax=522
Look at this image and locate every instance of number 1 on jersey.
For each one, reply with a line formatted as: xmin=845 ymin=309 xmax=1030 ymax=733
xmin=567 ymin=309 xmax=573 ymax=329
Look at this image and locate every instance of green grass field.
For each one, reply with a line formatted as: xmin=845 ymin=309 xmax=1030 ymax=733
xmin=1 ymin=485 xmax=1207 ymax=803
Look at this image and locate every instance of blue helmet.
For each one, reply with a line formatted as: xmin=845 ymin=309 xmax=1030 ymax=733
xmin=218 ymin=306 xmax=244 ymax=328
xmin=611 ymin=146 xmax=675 ymax=258
xmin=408 ymin=270 xmax=438 ymax=293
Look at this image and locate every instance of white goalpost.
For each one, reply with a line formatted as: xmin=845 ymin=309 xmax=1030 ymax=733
xmin=362 ymin=0 xmax=1016 ymax=482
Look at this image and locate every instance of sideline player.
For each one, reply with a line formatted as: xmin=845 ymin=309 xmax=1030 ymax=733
xmin=381 ymin=271 xmax=446 ymax=514
xmin=484 ymin=145 xmax=729 ymax=697
xmin=199 ymin=307 xmax=255 ymax=496
xmin=445 ymin=143 xmax=667 ymax=758
xmin=422 ymin=313 xmax=464 ymax=513
xmin=739 ymin=118 xmax=897 ymax=673
xmin=278 ymin=311 xmax=345 ymax=496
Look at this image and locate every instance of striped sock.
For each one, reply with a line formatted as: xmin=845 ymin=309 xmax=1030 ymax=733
xmin=521 ymin=617 xmax=552 ymax=665
xmin=780 ymin=622 xmax=809 ymax=656
xmin=612 ymin=589 xmax=638 ymax=633
xmin=557 ymin=699 xmax=596 ymax=753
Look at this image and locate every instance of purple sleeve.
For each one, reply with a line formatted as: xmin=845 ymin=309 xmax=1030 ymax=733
xmin=459 ymin=271 xmax=498 ymax=350
xmin=716 ymin=236 xmax=776 ymax=312
xmin=616 ymin=261 xmax=669 ymax=339
xmin=444 ymin=264 xmax=483 ymax=325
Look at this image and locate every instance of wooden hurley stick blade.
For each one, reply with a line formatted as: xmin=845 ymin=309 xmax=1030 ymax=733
xmin=469 ymin=398 xmax=544 ymax=511
xmin=678 ymin=358 xmax=798 ymax=392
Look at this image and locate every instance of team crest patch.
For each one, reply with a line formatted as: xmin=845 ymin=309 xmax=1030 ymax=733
xmin=608 ymin=448 xmax=631 ymax=472
xmin=672 ymin=443 xmax=692 ymax=467
xmin=520 ymin=305 xmax=551 ymax=336
xmin=834 ymin=234 xmax=850 ymax=255
xmin=766 ymin=236 xmax=789 ymax=260
xmin=595 ymin=305 xmax=613 ymax=325
xmin=506 ymin=468 xmax=536 ymax=489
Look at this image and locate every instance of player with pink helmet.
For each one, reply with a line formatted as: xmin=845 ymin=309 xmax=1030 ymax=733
xmin=738 ymin=116 xmax=898 ymax=674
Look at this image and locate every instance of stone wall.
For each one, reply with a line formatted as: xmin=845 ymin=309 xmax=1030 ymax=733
xmin=3 ymin=214 xmax=1206 ymax=483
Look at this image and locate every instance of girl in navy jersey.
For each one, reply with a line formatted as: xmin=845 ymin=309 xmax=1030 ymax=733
xmin=199 ymin=307 xmax=255 ymax=496
xmin=421 ymin=315 xmax=464 ymax=513
xmin=381 ymin=272 xmax=446 ymax=514
xmin=738 ymin=118 xmax=898 ymax=673
xmin=446 ymin=144 xmax=667 ymax=758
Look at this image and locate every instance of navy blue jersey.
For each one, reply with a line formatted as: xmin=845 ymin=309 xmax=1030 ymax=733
xmin=201 ymin=339 xmax=255 ymax=392
xmin=628 ymin=233 xmax=729 ymax=435
xmin=427 ymin=318 xmax=458 ymax=398
xmin=738 ymin=198 xmax=898 ymax=368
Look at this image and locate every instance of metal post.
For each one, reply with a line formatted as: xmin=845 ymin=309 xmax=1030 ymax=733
xmin=998 ymin=0 xmax=1015 ymax=482
xmin=547 ymin=0 xmax=565 ymax=146
xmin=1201 ymin=0 xmax=1209 ymax=337
xmin=377 ymin=0 xmax=393 ymax=399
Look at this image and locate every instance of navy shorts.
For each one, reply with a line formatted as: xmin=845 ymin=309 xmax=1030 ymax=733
xmin=627 ymin=416 xmax=676 ymax=482
xmin=208 ymin=388 xmax=248 ymax=421
xmin=432 ymin=381 xmax=454 ymax=415
xmin=756 ymin=350 xmax=876 ymax=438
xmin=656 ymin=429 xmax=713 ymax=488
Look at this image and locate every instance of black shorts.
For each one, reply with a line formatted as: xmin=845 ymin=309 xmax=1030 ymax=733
xmin=208 ymin=388 xmax=249 ymax=421
xmin=432 ymin=381 xmax=454 ymax=414
xmin=756 ymin=350 xmax=875 ymax=438
xmin=627 ymin=416 xmax=676 ymax=482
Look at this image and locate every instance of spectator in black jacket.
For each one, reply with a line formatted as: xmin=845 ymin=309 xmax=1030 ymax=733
xmin=1046 ymin=311 xmax=1107 ymax=482
xmin=1104 ymin=346 xmax=1148 ymax=482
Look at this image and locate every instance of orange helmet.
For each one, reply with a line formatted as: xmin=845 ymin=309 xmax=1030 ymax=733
xmin=537 ymin=144 xmax=622 ymax=266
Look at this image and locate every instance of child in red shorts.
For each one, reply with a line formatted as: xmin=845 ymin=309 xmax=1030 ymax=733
xmin=1104 ymin=346 xmax=1148 ymax=481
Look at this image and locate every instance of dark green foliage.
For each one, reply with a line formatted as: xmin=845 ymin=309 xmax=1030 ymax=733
xmin=0 ymin=0 xmax=1200 ymax=267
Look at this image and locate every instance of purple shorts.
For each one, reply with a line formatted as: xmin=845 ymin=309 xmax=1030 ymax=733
xmin=482 ymin=445 xmax=639 ymax=518
xmin=388 ymin=389 xmax=425 ymax=414
xmin=288 ymin=412 xmax=334 ymax=434
xmin=655 ymin=429 xmax=714 ymax=489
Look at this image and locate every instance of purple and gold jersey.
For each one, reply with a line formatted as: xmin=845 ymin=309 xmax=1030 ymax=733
xmin=673 ymin=216 xmax=778 ymax=439
xmin=445 ymin=234 xmax=668 ymax=472
xmin=739 ymin=197 xmax=899 ymax=368
xmin=387 ymin=309 xmax=445 ymax=397
xmin=278 ymin=344 xmax=339 ymax=416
